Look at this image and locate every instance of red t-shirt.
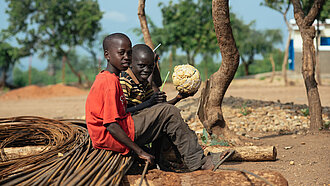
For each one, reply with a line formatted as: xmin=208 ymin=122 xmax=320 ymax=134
xmin=85 ymin=70 xmax=135 ymax=155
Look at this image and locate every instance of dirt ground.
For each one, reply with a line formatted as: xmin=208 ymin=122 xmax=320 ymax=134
xmin=0 ymin=76 xmax=329 ymax=185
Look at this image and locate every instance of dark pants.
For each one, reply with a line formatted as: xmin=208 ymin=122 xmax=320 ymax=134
xmin=132 ymin=103 xmax=205 ymax=171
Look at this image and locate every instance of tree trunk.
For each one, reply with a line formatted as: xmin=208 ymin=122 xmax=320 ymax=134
xmin=269 ymin=53 xmax=275 ymax=83
xmin=204 ymin=145 xmax=277 ymax=161
xmin=315 ymin=19 xmax=321 ymax=85
xmin=282 ymin=31 xmax=290 ymax=86
xmin=243 ymin=62 xmax=249 ymax=76
xmin=204 ymin=59 xmax=208 ymax=81
xmin=62 ymin=56 xmax=66 ymax=84
xmin=0 ymin=68 xmax=6 ymax=88
xmin=197 ymin=0 xmax=240 ymax=143
xmin=28 ymin=56 xmax=32 ymax=85
xmin=66 ymin=58 xmax=82 ymax=85
xmin=138 ymin=0 xmax=154 ymax=49
xmin=186 ymin=51 xmax=192 ymax=66
xmin=292 ymin=0 xmax=324 ymax=130
xmin=124 ymin=169 xmax=288 ymax=186
xmin=282 ymin=13 xmax=292 ymax=86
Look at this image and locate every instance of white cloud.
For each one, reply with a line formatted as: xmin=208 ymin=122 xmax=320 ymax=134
xmin=103 ymin=11 xmax=128 ymax=22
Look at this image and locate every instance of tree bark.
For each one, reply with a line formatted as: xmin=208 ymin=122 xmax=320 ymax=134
xmin=197 ymin=0 xmax=240 ymax=143
xmin=204 ymin=145 xmax=277 ymax=161
xmin=269 ymin=54 xmax=275 ymax=83
xmin=138 ymin=0 xmax=154 ymax=49
xmin=292 ymin=0 xmax=324 ymax=130
xmin=124 ymin=169 xmax=288 ymax=186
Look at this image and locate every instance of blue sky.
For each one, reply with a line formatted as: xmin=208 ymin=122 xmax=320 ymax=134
xmin=0 ymin=0 xmax=294 ymax=71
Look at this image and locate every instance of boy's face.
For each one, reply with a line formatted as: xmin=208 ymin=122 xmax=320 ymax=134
xmin=131 ymin=52 xmax=154 ymax=83
xmin=104 ymin=37 xmax=132 ymax=74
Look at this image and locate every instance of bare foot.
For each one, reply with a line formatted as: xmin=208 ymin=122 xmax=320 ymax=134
xmin=201 ymin=155 xmax=214 ymax=170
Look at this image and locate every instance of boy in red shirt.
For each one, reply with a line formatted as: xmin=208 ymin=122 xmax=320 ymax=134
xmin=85 ymin=33 xmax=154 ymax=163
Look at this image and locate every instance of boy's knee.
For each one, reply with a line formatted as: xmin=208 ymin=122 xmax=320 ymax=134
xmin=159 ymin=103 xmax=180 ymax=114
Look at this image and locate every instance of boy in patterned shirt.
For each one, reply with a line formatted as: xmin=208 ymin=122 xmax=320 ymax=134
xmin=119 ymin=44 xmax=219 ymax=171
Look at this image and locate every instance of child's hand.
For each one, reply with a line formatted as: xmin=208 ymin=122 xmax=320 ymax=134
xmin=150 ymin=91 xmax=167 ymax=104
xmin=138 ymin=151 xmax=155 ymax=165
xmin=177 ymin=91 xmax=197 ymax=100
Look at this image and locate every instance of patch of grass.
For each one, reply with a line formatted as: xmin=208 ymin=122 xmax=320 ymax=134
xmin=300 ymin=108 xmax=309 ymax=117
xmin=240 ymin=102 xmax=252 ymax=116
xmin=210 ymin=134 xmax=229 ymax=146
xmin=201 ymin=129 xmax=229 ymax=146
xmin=320 ymin=121 xmax=330 ymax=130
xmin=259 ymin=76 xmax=266 ymax=80
xmin=1 ymin=86 xmax=10 ymax=93
xmin=201 ymin=128 xmax=208 ymax=145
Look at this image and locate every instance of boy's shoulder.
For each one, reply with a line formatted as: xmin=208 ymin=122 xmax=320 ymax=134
xmin=120 ymin=71 xmax=134 ymax=84
xmin=94 ymin=71 xmax=120 ymax=87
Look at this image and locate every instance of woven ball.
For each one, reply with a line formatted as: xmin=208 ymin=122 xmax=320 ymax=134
xmin=172 ymin=64 xmax=201 ymax=94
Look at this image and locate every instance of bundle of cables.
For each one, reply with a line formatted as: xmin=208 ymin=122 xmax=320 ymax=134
xmin=0 ymin=116 xmax=133 ymax=185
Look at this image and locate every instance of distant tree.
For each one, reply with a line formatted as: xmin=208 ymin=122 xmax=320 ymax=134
xmin=292 ymin=0 xmax=325 ymax=130
xmin=237 ymin=26 xmax=283 ymax=76
xmin=198 ymin=0 xmax=240 ymax=142
xmin=48 ymin=50 xmax=94 ymax=86
xmin=0 ymin=42 xmax=19 ymax=88
xmin=0 ymin=41 xmax=29 ymax=88
xmin=158 ymin=0 xmax=218 ymax=66
xmin=5 ymin=0 xmax=102 ymax=85
xmin=261 ymin=0 xmax=292 ymax=85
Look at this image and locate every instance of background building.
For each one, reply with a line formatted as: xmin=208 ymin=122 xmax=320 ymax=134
xmin=289 ymin=19 xmax=330 ymax=75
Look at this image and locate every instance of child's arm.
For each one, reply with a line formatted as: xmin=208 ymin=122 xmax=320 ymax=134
xmin=105 ymin=122 xmax=154 ymax=164
xmin=126 ymin=92 xmax=166 ymax=114
xmin=167 ymin=91 xmax=197 ymax=105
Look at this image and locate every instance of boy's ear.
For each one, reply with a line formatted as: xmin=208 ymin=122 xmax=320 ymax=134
xmin=104 ymin=50 xmax=110 ymax=60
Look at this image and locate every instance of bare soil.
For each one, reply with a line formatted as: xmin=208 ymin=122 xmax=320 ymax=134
xmin=0 ymin=77 xmax=329 ymax=185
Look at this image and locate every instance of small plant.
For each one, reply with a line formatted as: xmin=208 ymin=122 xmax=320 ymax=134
xmin=240 ymin=102 xmax=251 ymax=116
xmin=0 ymin=86 xmax=10 ymax=93
xmin=201 ymin=129 xmax=229 ymax=146
xmin=259 ymin=76 xmax=266 ymax=80
xmin=201 ymin=128 xmax=208 ymax=144
xmin=321 ymin=121 xmax=330 ymax=130
xmin=300 ymin=108 xmax=309 ymax=117
xmin=210 ymin=134 xmax=229 ymax=146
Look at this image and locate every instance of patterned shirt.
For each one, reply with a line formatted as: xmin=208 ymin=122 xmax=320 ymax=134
xmin=120 ymin=68 xmax=154 ymax=108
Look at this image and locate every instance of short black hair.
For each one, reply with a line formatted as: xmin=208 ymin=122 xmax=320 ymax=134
xmin=132 ymin=44 xmax=154 ymax=62
xmin=103 ymin=33 xmax=130 ymax=51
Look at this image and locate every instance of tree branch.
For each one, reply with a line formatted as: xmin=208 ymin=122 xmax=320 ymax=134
xmin=304 ymin=0 xmax=325 ymax=26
